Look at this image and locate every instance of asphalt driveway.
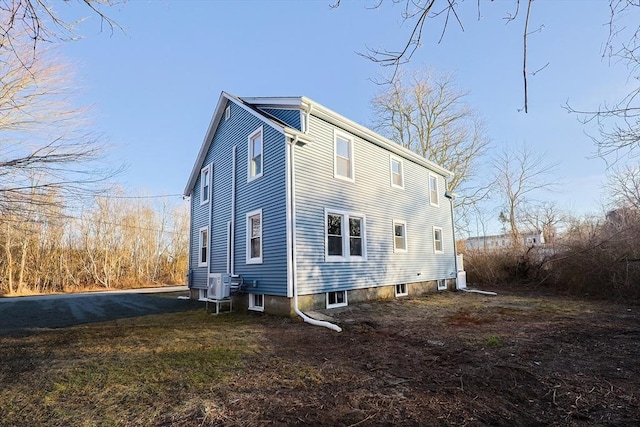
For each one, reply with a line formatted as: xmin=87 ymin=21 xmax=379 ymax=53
xmin=0 ymin=286 xmax=201 ymax=336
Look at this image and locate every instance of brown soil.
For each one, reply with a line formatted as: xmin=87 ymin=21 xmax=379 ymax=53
xmin=179 ymin=284 xmax=640 ymax=426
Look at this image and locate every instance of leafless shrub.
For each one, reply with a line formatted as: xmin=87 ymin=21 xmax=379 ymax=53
xmin=464 ymin=248 xmax=526 ymax=285
xmin=466 ymin=209 xmax=640 ymax=300
xmin=548 ymin=209 xmax=640 ymax=299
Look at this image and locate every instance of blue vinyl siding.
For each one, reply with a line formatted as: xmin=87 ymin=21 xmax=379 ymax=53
xmin=293 ymin=115 xmax=456 ymax=295
xmin=188 ymin=101 xmax=289 ymax=295
xmin=260 ymin=108 xmax=302 ymax=130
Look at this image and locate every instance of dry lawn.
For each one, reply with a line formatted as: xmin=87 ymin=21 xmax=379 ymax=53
xmin=1 ymin=284 xmax=638 ymax=426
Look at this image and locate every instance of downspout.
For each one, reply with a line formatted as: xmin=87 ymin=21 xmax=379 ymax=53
xmin=208 ymin=167 xmax=213 ymax=281
xmin=231 ymin=145 xmax=237 ymax=276
xmin=304 ymin=104 xmax=313 ymax=134
xmin=445 ymin=188 xmax=459 ymax=289
xmin=288 ymin=136 xmax=342 ymax=332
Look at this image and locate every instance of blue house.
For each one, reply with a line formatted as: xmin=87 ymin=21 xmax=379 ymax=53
xmin=184 ymin=92 xmax=459 ymax=317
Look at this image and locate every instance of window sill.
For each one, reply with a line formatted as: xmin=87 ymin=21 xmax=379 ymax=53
xmin=333 ymin=174 xmax=355 ymax=183
xmin=247 ymin=173 xmax=264 ymax=183
xmin=325 ymin=256 xmax=367 ymax=263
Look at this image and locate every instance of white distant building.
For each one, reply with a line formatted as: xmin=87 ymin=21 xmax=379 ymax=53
xmin=465 ymin=230 xmax=545 ymax=251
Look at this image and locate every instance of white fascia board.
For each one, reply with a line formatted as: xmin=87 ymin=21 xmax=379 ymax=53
xmin=305 ymin=99 xmax=453 ymax=179
xmin=183 ymin=92 xmax=287 ymax=196
xmin=239 ymin=96 xmax=310 ymax=110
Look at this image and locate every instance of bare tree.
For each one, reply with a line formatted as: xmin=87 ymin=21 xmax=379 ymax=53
xmin=522 ymin=201 xmax=564 ymax=244
xmin=492 ymin=144 xmax=559 ymax=246
xmin=0 ymin=0 xmax=119 ymax=69
xmin=371 ymin=69 xmax=491 ymax=228
xmin=0 ymin=37 xmax=118 ymax=217
xmin=566 ymin=1 xmax=639 ymax=160
xmin=607 ymin=164 xmax=640 ymax=209
xmin=332 ymin=0 xmax=541 ymax=111
xmin=334 ymin=0 xmax=638 ymax=145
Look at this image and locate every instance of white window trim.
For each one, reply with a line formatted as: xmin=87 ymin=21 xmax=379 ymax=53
xmin=326 ymin=290 xmax=348 ymax=309
xmin=395 ymin=283 xmax=408 ymax=297
xmin=429 ymin=173 xmax=439 ymax=207
xmin=198 ymin=288 xmax=208 ymax=301
xmin=433 ymin=226 xmax=444 ymax=254
xmin=393 ymin=219 xmax=408 ymax=253
xmin=437 ymin=279 xmax=447 ymax=291
xmin=333 ymin=129 xmax=355 ymax=182
xmin=198 ymin=226 xmax=209 ymax=267
xmin=247 ymin=126 xmax=264 ymax=183
xmin=246 ymin=209 xmax=263 ymax=264
xmin=324 ymin=208 xmax=367 ymax=262
xmin=225 ymin=105 xmax=230 ymax=120
xmin=389 ymin=155 xmax=405 ymax=189
xmin=200 ymin=164 xmax=211 ymax=206
xmin=248 ymin=293 xmax=264 ymax=312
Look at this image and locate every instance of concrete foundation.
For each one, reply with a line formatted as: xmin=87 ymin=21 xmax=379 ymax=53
xmin=192 ymin=278 xmax=456 ymax=317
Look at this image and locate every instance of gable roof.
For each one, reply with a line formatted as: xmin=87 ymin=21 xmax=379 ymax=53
xmin=184 ymin=92 xmax=453 ymax=197
xmin=183 ymin=92 xmax=311 ymax=196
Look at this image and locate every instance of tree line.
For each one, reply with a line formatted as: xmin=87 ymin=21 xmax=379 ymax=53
xmin=0 ymin=195 xmax=188 ymax=295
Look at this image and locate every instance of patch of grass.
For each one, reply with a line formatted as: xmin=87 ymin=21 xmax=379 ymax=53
xmin=0 ymin=310 xmax=264 ymax=426
xmin=484 ymin=335 xmax=502 ymax=347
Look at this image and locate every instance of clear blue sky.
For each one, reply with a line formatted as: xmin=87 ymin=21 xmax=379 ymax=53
xmin=58 ymin=0 xmax=637 ymax=233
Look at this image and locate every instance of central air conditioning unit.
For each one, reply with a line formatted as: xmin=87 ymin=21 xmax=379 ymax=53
xmin=208 ymin=273 xmax=230 ymax=299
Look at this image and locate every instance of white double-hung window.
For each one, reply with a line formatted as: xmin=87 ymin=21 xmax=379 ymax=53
xmin=334 ymin=130 xmax=354 ymax=181
xmin=390 ymin=155 xmax=404 ymax=189
xmin=393 ymin=220 xmax=407 ymax=252
xmin=198 ymin=227 xmax=208 ymax=267
xmin=429 ymin=173 xmax=439 ymax=206
xmin=246 ymin=209 xmax=263 ymax=264
xmin=433 ymin=226 xmax=443 ymax=254
xmin=200 ymin=164 xmax=211 ymax=205
xmin=325 ymin=209 xmax=366 ymax=262
xmin=248 ymin=126 xmax=263 ymax=182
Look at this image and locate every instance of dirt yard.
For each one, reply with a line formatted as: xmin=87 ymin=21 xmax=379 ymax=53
xmin=1 ymin=284 xmax=638 ymax=426
xmin=240 ymin=285 xmax=640 ymax=426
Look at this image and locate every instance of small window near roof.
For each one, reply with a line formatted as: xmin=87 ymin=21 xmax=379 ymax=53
xmin=200 ymin=164 xmax=211 ymax=205
xmin=225 ymin=105 xmax=231 ymax=120
xmin=390 ymin=156 xmax=404 ymax=189
xmin=429 ymin=174 xmax=439 ymax=206
xmin=334 ymin=131 xmax=354 ymax=181
xmin=248 ymin=127 xmax=263 ymax=182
